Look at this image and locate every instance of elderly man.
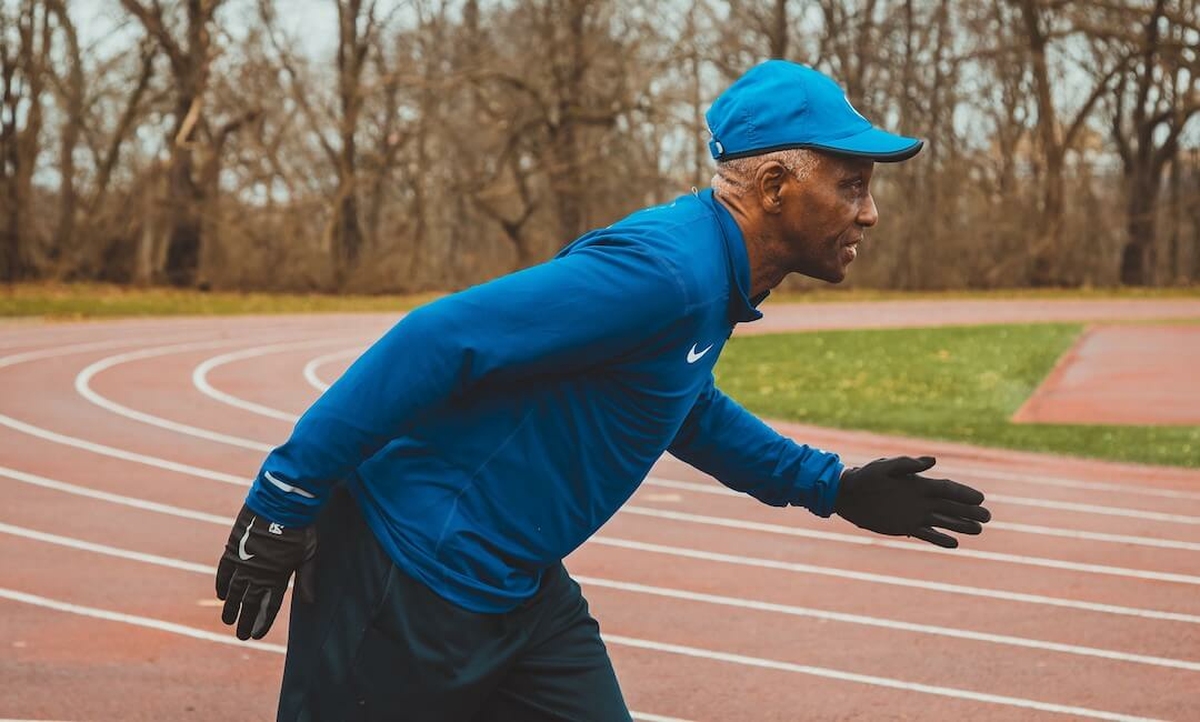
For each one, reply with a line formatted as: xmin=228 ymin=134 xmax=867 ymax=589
xmin=217 ymin=60 xmax=991 ymax=721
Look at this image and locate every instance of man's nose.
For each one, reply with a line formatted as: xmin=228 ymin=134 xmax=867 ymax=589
xmin=858 ymin=193 xmax=879 ymax=228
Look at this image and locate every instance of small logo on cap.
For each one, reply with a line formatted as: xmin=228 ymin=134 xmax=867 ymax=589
xmin=844 ymin=97 xmax=867 ymax=122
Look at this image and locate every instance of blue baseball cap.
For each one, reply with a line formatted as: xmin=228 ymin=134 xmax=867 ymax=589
xmin=706 ymin=60 xmax=922 ymax=163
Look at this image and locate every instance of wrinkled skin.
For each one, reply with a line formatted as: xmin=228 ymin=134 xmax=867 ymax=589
xmin=775 ymin=153 xmax=878 ymax=283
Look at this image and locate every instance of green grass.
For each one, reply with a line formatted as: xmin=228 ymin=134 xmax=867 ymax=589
xmin=768 ymin=285 xmax=1200 ymax=303
xmin=0 ymin=283 xmax=439 ymax=319
xmin=6 ymin=283 xmax=1198 ymax=466
xmin=3 ymin=282 xmax=1198 ymax=320
xmin=714 ymin=323 xmax=1200 ymax=468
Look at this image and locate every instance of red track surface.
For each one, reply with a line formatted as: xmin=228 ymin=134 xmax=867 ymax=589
xmin=2 ymin=301 xmax=1199 ymax=721
xmin=1013 ymin=324 xmax=1200 ymax=426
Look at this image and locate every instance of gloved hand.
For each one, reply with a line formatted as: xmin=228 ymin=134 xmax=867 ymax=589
xmin=834 ymin=456 xmax=990 ymax=548
xmin=216 ymin=503 xmax=317 ymax=640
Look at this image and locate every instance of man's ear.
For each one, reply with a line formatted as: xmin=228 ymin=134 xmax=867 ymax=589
xmin=756 ymin=161 xmax=788 ymax=215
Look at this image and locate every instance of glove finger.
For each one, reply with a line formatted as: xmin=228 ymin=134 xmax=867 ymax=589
xmin=221 ymin=575 xmax=248 ymax=626
xmin=251 ymin=587 xmax=285 ymax=640
xmin=237 ymin=587 xmax=267 ymax=641
xmin=921 ymin=477 xmax=985 ymax=505
xmin=931 ymin=498 xmax=992 ymax=523
xmin=912 ymin=525 xmax=958 ymax=549
xmin=926 ymin=511 xmax=983 ymax=536
xmin=881 ymin=455 xmax=937 ymax=476
xmin=215 ymin=557 xmax=235 ymax=600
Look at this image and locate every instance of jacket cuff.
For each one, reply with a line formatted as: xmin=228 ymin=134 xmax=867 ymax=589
xmin=244 ymin=470 xmax=323 ymax=528
xmin=804 ymin=456 xmax=844 ymax=518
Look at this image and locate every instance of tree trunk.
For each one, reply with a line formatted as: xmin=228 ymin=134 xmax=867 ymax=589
xmin=329 ymin=0 xmax=372 ymax=288
xmin=549 ymin=0 xmax=588 ymax=245
xmin=1120 ymin=171 xmax=1158 ymax=285
xmin=0 ymin=0 xmax=50 ymax=283
xmin=48 ymin=0 xmax=82 ymax=274
xmin=163 ymin=118 xmax=203 ymax=286
xmin=768 ymin=0 xmax=788 ymax=59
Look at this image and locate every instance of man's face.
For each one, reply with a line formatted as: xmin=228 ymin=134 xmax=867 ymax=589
xmin=778 ymin=153 xmax=879 ymax=283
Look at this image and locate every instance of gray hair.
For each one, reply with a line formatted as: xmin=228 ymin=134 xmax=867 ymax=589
xmin=711 ymin=148 xmax=820 ymax=197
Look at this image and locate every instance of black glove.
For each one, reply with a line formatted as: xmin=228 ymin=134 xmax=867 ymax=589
xmin=834 ymin=456 xmax=991 ymax=549
xmin=216 ymin=503 xmax=317 ymax=640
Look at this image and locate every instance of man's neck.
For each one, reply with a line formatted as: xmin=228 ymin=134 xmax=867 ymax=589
xmin=714 ymin=190 xmax=786 ymax=297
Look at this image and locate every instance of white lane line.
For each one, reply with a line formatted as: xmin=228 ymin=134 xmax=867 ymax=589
xmin=0 ymin=413 xmax=249 ymax=487
xmin=934 ymin=463 xmax=1200 ymax=503
xmin=8 ymin=325 xmax=1200 ymax=508
xmin=0 ymin=465 xmax=233 ymax=524
xmin=0 ymin=522 xmax=216 ymax=575
xmin=296 ymin=344 xmax=1200 ymax=506
xmin=9 ymin=335 xmax=1200 ymax=611
xmin=0 ymin=334 xmax=303 ymax=486
xmin=74 ymin=339 xmax=290 ymax=452
xmin=194 ymin=341 xmax=361 ymax=421
xmin=4 ymin=462 xmax=1198 ymax=629
xmin=983 ymin=521 xmax=1200 ymax=552
xmin=0 ymin=587 xmax=287 ymax=653
xmin=0 ymin=588 xmax=687 ymax=722
xmin=643 ymin=476 xmax=1200 ymax=528
xmin=576 ymin=576 xmax=1200 ymax=672
xmin=620 ymin=506 xmax=1200 ymax=586
xmin=0 ymin=527 xmax=1177 ymax=720
xmin=8 ymin=501 xmax=1199 ymax=673
xmin=301 ymin=347 xmax=361 ymax=394
xmin=77 ymin=356 xmax=1200 ymax=583
xmin=603 ymin=635 xmax=1165 ymax=722
xmin=297 ymin=355 xmax=1190 ymax=506
xmin=0 ymin=333 xmax=209 ymax=370
xmin=988 ymin=493 xmax=1200 ymax=525
xmin=589 ymin=537 xmax=1200 ymax=625
xmin=642 ymin=477 xmax=1200 ymax=552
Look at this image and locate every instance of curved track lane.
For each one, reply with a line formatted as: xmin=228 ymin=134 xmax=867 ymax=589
xmin=2 ymin=303 xmax=1199 ymax=721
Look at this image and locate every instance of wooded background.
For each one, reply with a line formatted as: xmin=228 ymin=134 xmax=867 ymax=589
xmin=2 ymin=0 xmax=1198 ymax=292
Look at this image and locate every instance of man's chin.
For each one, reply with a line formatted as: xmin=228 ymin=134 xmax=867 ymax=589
xmin=817 ymin=267 xmax=848 ymax=284
xmin=796 ymin=273 xmax=846 ymax=285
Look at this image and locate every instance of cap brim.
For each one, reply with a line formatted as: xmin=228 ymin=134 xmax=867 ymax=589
xmin=808 ymin=127 xmax=923 ymax=162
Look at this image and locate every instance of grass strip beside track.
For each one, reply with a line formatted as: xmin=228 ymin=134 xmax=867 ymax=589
xmin=3 ymin=282 xmax=1199 ymax=319
xmin=715 ymin=323 xmax=1200 ymax=468
xmin=0 ymin=282 xmax=438 ymax=319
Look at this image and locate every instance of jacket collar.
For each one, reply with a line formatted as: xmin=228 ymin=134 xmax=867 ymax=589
xmin=697 ymin=188 xmax=767 ymax=324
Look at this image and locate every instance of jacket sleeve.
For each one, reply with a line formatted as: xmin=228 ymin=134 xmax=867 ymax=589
xmin=667 ymin=375 xmax=843 ymax=516
xmin=246 ymin=238 xmax=688 ymax=526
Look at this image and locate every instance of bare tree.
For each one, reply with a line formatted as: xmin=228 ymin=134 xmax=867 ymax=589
xmin=1002 ymin=0 xmax=1126 ymax=285
xmin=118 ymin=0 xmax=226 ymax=286
xmin=0 ymin=0 xmax=52 ymax=283
xmin=326 ymin=0 xmax=379 ymax=285
xmin=1103 ymin=0 xmax=1200 ymax=285
xmin=41 ymin=0 xmax=82 ymax=272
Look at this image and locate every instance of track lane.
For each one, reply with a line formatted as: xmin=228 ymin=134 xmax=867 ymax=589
xmin=2 ymin=512 xmax=1183 ymax=721
xmin=4 ymin=309 xmax=1200 ymax=720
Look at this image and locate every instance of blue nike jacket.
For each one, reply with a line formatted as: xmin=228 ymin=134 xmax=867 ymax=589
xmin=245 ymin=188 xmax=843 ymax=612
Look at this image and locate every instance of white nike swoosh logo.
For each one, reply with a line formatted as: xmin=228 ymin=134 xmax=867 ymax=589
xmin=238 ymin=518 xmax=256 ymax=561
xmin=687 ymin=343 xmax=713 ymax=364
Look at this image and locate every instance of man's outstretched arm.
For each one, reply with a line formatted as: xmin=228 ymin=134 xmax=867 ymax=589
xmin=667 ymin=377 xmax=990 ymax=547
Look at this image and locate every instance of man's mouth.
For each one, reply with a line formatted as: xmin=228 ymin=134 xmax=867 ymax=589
xmin=842 ymin=240 xmax=859 ymax=264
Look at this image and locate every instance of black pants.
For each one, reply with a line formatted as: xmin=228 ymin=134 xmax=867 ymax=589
xmin=277 ymin=487 xmax=631 ymax=722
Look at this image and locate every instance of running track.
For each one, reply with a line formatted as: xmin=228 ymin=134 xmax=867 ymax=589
xmin=2 ymin=299 xmax=1199 ymax=721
